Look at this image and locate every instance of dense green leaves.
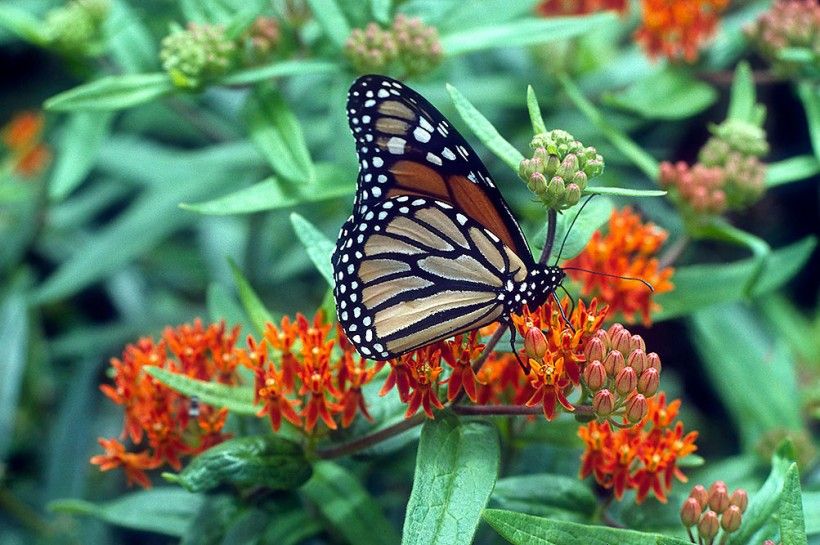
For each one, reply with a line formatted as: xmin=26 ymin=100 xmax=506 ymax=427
xmin=229 ymin=260 xmax=274 ymax=335
xmin=491 ymin=474 xmax=597 ymax=522
xmin=49 ymin=111 xmax=114 ymax=200
xmin=0 ymin=293 xmax=27 ymax=460
xmin=402 ymin=416 xmax=500 ymax=545
xmin=222 ymin=59 xmax=339 ymax=85
xmin=290 ymin=213 xmax=336 ymax=286
xmin=44 ymin=73 xmax=174 ymax=112
xmin=168 ymin=436 xmax=311 ymax=493
xmin=603 ymin=67 xmax=717 ymax=120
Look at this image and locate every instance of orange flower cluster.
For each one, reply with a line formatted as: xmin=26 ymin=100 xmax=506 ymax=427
xmin=379 ymin=297 xmax=608 ymax=421
xmin=635 ymin=0 xmax=729 ymax=62
xmin=564 ymin=207 xmax=674 ymax=325
xmin=91 ymin=320 xmax=242 ymax=487
xmin=1 ymin=111 xmax=50 ymax=177
xmin=536 ymin=0 xmax=628 ymax=16
xmin=248 ymin=312 xmax=381 ymax=432
xmin=578 ymin=393 xmax=698 ymax=503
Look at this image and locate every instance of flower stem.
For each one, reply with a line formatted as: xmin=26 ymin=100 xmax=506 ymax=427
xmin=453 ymin=403 xmax=595 ymax=417
xmin=315 ymin=412 xmax=427 ymax=459
xmin=540 ymin=208 xmax=558 ymax=264
xmin=659 ymin=234 xmax=689 ymax=269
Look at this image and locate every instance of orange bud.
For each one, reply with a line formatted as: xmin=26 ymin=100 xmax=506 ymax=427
xmin=647 ymin=352 xmax=662 ymax=372
xmin=680 ymin=497 xmax=702 ymax=527
xmin=524 ymin=326 xmax=548 ymax=359
xmin=708 ymin=481 xmax=729 ymax=513
xmin=629 ymin=334 xmax=645 ymax=352
xmin=583 ymin=360 xmax=607 ymax=391
xmin=610 ymin=327 xmax=632 ymax=354
xmin=729 ymin=489 xmax=748 ymax=513
xmin=593 ymin=389 xmax=615 ymax=416
xmin=697 ymin=511 xmax=719 ymax=541
xmin=690 ymin=484 xmax=708 ymax=509
xmin=603 ymin=350 xmax=624 ymax=377
xmin=721 ymin=505 xmax=742 ymax=533
xmin=606 ymin=323 xmax=624 ymax=347
xmin=637 ymin=367 xmax=659 ymax=396
xmin=627 ymin=349 xmax=648 ymax=373
xmin=615 ymin=366 xmax=637 ymax=396
xmin=584 ymin=336 xmax=606 ymax=363
xmin=625 ymin=393 xmax=647 ymax=423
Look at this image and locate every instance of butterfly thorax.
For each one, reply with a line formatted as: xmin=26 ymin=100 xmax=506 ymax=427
xmin=507 ymin=264 xmax=565 ymax=314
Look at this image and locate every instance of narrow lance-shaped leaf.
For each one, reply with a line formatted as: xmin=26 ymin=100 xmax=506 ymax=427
xmin=583 ymin=187 xmax=666 ymax=197
xmin=0 ymin=5 xmax=50 ymax=44
xmin=229 ymin=259 xmax=274 ymax=336
xmin=304 ymin=0 xmax=351 ymax=49
xmin=49 ymin=111 xmax=115 ymax=200
xmin=447 ymin=83 xmax=524 ymax=171
xmin=727 ymin=61 xmax=757 ymax=123
xmin=45 ymin=73 xmax=174 ymax=112
xmin=780 ymin=464 xmax=808 ymax=545
xmin=402 ymin=416 xmax=500 ymax=545
xmin=797 ymin=80 xmax=820 ymax=161
xmin=290 ymin=213 xmax=335 ymax=287
xmin=603 ymin=67 xmax=717 ymax=120
xmin=766 ymin=155 xmax=820 ymax=188
xmin=144 ymin=366 xmax=256 ymax=415
xmin=526 ymin=85 xmax=547 ymax=134
xmin=222 ymin=59 xmax=339 ymax=86
xmin=540 ymin=196 xmax=614 ymax=262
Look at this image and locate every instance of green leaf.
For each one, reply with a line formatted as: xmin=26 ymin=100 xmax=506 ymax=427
xmin=527 ymin=85 xmax=547 ymax=135
xmin=482 ymin=509 xmax=690 ymax=545
xmin=0 ymin=293 xmax=27 ymax=460
xmin=728 ymin=443 xmax=797 ymax=544
xmin=441 ymin=13 xmax=616 ymax=56
xmin=168 ymin=435 xmax=311 ymax=493
xmin=654 ymin=236 xmax=816 ymax=320
xmin=304 ymin=0 xmax=351 ymax=49
xmin=49 ymin=489 xmax=204 ymax=537
xmin=290 ymin=213 xmax=335 ymax=287
xmin=541 ymin=196 xmax=613 ymax=261
xmin=803 ymin=491 xmax=820 ymax=536
xmin=0 ymin=5 xmax=49 ymax=44
xmin=402 ymin=416 xmax=500 ymax=545
xmin=302 ymin=461 xmax=400 ymax=545
xmin=766 ymin=155 xmax=820 ymax=187
xmin=45 ymin=73 xmax=174 ymax=112
xmin=797 ymin=81 xmax=820 ymax=161
xmin=105 ymin=0 xmax=158 ymax=73
xmin=246 ymin=87 xmax=315 ymax=183
xmin=49 ymin=111 xmax=115 ymax=200
xmin=603 ymin=67 xmax=717 ymax=120
xmin=181 ymin=165 xmax=355 ymax=215
xmin=222 ymin=59 xmax=339 ymax=86
xmin=583 ymin=187 xmax=666 ymax=197
xmin=260 ymin=506 xmax=323 ymax=545
xmin=229 ymin=260 xmax=274 ymax=335
xmin=144 ymin=366 xmax=256 ymax=415
xmin=491 ymin=474 xmax=596 ymax=521
xmin=207 ymin=283 xmax=252 ymax=336
xmin=558 ymin=73 xmax=660 ymax=181
xmin=690 ymin=218 xmax=769 ymax=295
xmin=780 ymin=464 xmax=808 ymax=545
xmin=370 ymin=0 xmax=392 ymax=23
xmin=447 ymin=83 xmax=524 ymax=171
xmin=727 ymin=61 xmax=757 ymax=123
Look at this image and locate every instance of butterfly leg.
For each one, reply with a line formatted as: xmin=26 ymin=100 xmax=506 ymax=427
xmin=506 ymin=319 xmax=531 ymax=375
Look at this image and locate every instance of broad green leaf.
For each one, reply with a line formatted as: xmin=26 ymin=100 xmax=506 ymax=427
xmin=727 ymin=61 xmax=757 ymax=123
xmin=780 ymin=464 xmax=807 ymax=545
xmin=304 ymin=0 xmax=351 ymax=49
xmin=447 ymin=83 xmax=524 ymax=171
xmin=728 ymin=442 xmax=797 ymax=545
xmin=527 ymin=85 xmax=547 ymax=135
xmin=49 ymin=489 xmax=204 ymax=537
xmin=690 ymin=219 xmax=769 ymax=294
xmin=803 ymin=492 xmax=820 ymax=536
xmin=0 ymin=5 xmax=49 ymax=44
xmin=491 ymin=474 xmax=596 ymax=522
xmin=603 ymin=67 xmax=717 ymax=120
xmin=797 ymin=81 xmax=820 ymax=161
xmin=0 ymin=293 xmax=27 ymax=460
xmin=655 ymin=236 xmax=816 ymax=320
xmin=482 ymin=509 xmax=689 ymax=545
xmin=167 ymin=436 xmax=311 ymax=493
xmin=181 ymin=165 xmax=355 ymax=215
xmin=541 ymin=196 xmax=613 ymax=261
xmin=144 ymin=366 xmax=256 ymax=415
xmin=558 ymin=73 xmax=659 ymax=180
xmin=766 ymin=155 xmax=820 ymax=187
xmin=45 ymin=73 xmax=174 ymax=112
xmin=261 ymin=507 xmax=323 ymax=545
xmin=290 ymin=213 xmax=335 ymax=287
xmin=583 ymin=187 xmax=666 ymax=197
xmin=403 ymin=416 xmax=500 ymax=545
xmin=229 ymin=260 xmax=274 ymax=335
xmin=49 ymin=111 xmax=114 ymax=200
xmin=302 ymin=462 xmax=400 ymax=545
xmin=246 ymin=87 xmax=315 ymax=183
xmin=441 ymin=13 xmax=616 ymax=56
xmin=222 ymin=59 xmax=339 ymax=86
xmin=370 ymin=0 xmax=392 ymax=23
xmin=690 ymin=306 xmax=803 ymax=452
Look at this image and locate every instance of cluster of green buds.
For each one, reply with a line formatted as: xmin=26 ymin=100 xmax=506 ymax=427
xmin=160 ymin=23 xmax=237 ymax=90
xmin=680 ymin=481 xmax=748 ymax=545
xmin=518 ymin=130 xmax=604 ymax=211
xmin=659 ymin=162 xmax=727 ymax=215
xmin=746 ymin=0 xmax=819 ymax=79
xmin=43 ymin=0 xmax=109 ymax=58
xmin=344 ymin=16 xmax=443 ymax=76
xmin=242 ymin=16 xmax=281 ymax=65
xmin=581 ymin=324 xmax=661 ymax=422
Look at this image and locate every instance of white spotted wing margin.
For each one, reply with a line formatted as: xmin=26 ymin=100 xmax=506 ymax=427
xmin=332 ymin=195 xmax=535 ymax=361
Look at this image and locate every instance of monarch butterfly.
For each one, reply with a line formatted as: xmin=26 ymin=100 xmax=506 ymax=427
xmin=332 ymin=75 xmax=566 ymax=361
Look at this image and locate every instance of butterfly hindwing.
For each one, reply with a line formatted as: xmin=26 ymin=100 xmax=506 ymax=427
xmin=346 ymin=75 xmax=532 ymax=260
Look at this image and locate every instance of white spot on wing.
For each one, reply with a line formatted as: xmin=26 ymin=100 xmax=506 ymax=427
xmin=426 ymin=152 xmax=442 ymax=166
xmin=387 ymin=137 xmax=406 ymax=155
xmin=413 ymin=127 xmax=431 ymax=143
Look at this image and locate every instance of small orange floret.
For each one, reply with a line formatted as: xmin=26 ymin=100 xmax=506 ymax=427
xmin=536 ymin=0 xmax=629 ymax=16
xmin=635 ymin=0 xmax=729 ymax=62
xmin=564 ymin=207 xmax=673 ymax=325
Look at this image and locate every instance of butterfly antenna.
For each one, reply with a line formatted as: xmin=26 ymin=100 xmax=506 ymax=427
xmin=552 ymin=292 xmax=575 ymax=333
xmin=559 ymin=284 xmax=576 ymax=317
xmin=553 ymin=194 xmax=597 ymax=266
xmin=562 ymin=267 xmax=655 ymax=292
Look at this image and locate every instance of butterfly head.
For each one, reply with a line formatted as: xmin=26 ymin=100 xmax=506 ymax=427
xmin=525 ymin=264 xmax=566 ymax=312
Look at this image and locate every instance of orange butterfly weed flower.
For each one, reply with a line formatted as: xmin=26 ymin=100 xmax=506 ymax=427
xmin=442 ymin=330 xmax=485 ymax=402
xmin=578 ymin=392 xmax=698 ymax=503
xmin=536 ymin=0 xmax=628 ymax=16
xmin=93 ymin=320 xmax=242 ymax=487
xmin=1 ymin=111 xmax=51 ymax=177
xmin=564 ymin=207 xmax=674 ymax=325
xmin=635 ymin=0 xmax=729 ymax=62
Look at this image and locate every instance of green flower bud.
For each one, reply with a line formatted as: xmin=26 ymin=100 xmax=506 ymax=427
xmin=565 ymin=182 xmax=581 ymax=206
xmin=527 ymin=171 xmax=548 ymax=196
xmin=160 ymin=23 xmax=237 ymax=90
xmin=570 ymin=170 xmax=588 ymax=191
xmin=345 ymin=23 xmax=398 ymax=74
xmin=556 ymin=153 xmax=579 ymax=179
xmin=393 ymin=14 xmax=443 ymax=77
xmin=709 ymin=119 xmax=769 ymax=157
xmin=546 ymin=176 xmax=566 ymax=202
xmin=44 ymin=0 xmax=109 ymax=58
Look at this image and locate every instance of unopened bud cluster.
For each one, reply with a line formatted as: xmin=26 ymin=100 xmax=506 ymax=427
xmin=242 ymin=16 xmax=281 ymax=65
xmin=746 ymin=0 xmax=819 ymax=79
xmin=44 ymin=0 xmax=109 ymax=58
xmin=580 ymin=323 xmax=660 ymax=422
xmin=161 ymin=23 xmax=237 ymax=90
xmin=681 ymin=481 xmax=747 ymax=544
xmin=345 ymin=16 xmax=442 ymax=76
xmin=519 ymin=130 xmax=604 ymax=211
xmin=660 ymin=162 xmax=727 ymax=215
